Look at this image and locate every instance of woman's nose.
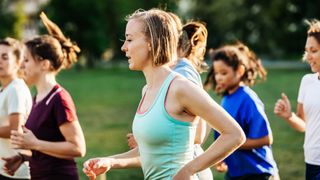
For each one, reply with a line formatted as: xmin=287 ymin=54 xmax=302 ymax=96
xmin=121 ymin=42 xmax=127 ymax=52
xmin=20 ymin=62 xmax=25 ymax=69
xmin=215 ymin=75 xmax=222 ymax=82
xmin=306 ymin=53 xmax=313 ymax=62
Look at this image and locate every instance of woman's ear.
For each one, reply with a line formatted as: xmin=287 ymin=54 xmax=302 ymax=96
xmin=236 ymin=64 xmax=245 ymax=78
xmin=41 ymin=59 xmax=52 ymax=71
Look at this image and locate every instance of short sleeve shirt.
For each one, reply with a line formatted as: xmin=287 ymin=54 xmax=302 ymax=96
xmin=215 ymin=86 xmax=277 ymax=177
xmin=25 ymin=84 xmax=79 ymax=179
xmin=297 ymin=73 xmax=320 ymax=165
xmin=0 ymin=78 xmax=32 ymax=179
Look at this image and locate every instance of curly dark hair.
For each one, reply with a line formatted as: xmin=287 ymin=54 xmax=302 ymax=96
xmin=204 ymin=42 xmax=267 ymax=94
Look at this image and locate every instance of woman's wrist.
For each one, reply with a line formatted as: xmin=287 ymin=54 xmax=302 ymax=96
xmin=285 ymin=112 xmax=294 ymax=121
xmin=183 ymin=162 xmax=197 ymax=176
xmin=18 ymin=153 xmax=25 ymax=162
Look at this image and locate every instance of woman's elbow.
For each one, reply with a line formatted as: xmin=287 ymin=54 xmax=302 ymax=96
xmin=73 ymin=147 xmax=86 ymax=157
xmin=73 ymin=142 xmax=86 ymax=157
xmin=234 ymin=129 xmax=246 ymax=147
xmin=268 ymin=134 xmax=273 ymax=145
xmin=78 ymin=143 xmax=86 ymax=157
xmin=79 ymin=147 xmax=86 ymax=157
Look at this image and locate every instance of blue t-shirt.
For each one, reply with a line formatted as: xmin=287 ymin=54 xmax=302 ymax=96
xmin=173 ymin=58 xmax=202 ymax=87
xmin=215 ymin=86 xmax=278 ymax=178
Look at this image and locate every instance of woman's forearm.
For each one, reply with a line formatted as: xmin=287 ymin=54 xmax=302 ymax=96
xmin=33 ymin=140 xmax=85 ymax=159
xmin=284 ymin=112 xmax=306 ymax=132
xmin=109 ymin=148 xmax=141 ymax=169
xmin=0 ymin=126 xmax=11 ymax=138
xmin=186 ymin=131 xmax=245 ymax=174
xmin=240 ymin=135 xmax=272 ymax=150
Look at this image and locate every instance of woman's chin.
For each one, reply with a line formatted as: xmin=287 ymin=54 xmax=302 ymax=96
xmin=310 ymin=66 xmax=319 ymax=73
xmin=128 ymin=64 xmax=138 ymax=71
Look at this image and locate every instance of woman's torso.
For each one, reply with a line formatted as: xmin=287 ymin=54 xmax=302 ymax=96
xmin=132 ymin=72 xmax=197 ymax=180
xmin=25 ymin=84 xmax=79 ymax=179
xmin=218 ymin=86 xmax=278 ymax=178
xmin=0 ymin=78 xmax=32 ymax=179
xmin=298 ymin=73 xmax=320 ymax=165
xmin=174 ymin=58 xmax=213 ymax=179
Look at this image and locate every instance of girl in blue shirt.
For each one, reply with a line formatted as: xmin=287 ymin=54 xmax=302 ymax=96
xmin=204 ymin=43 xmax=279 ymax=180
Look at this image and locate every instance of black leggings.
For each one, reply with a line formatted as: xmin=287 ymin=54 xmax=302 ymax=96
xmin=0 ymin=174 xmax=29 ymax=180
xmin=306 ymin=163 xmax=320 ymax=180
xmin=226 ymin=173 xmax=273 ymax=180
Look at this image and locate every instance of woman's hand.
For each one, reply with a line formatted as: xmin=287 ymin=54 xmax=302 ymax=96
xmin=10 ymin=126 xmax=39 ymax=150
xmin=274 ymin=93 xmax=292 ymax=120
xmin=173 ymin=165 xmax=194 ymax=180
xmin=214 ymin=161 xmax=228 ymax=172
xmin=83 ymin=157 xmax=113 ymax=180
xmin=2 ymin=154 xmax=23 ymax=176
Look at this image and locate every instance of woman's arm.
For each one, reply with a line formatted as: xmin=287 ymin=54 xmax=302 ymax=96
xmin=194 ymin=118 xmax=208 ymax=145
xmin=0 ymin=113 xmax=23 ymax=138
xmin=11 ymin=120 xmax=86 ymax=159
xmin=83 ymin=148 xmax=141 ymax=179
xmin=173 ymin=79 xmax=245 ymax=177
xmin=240 ymin=134 xmax=272 ymax=150
xmin=274 ymin=93 xmax=306 ymax=132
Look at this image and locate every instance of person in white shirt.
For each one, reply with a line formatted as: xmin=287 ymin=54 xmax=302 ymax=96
xmin=0 ymin=38 xmax=32 ymax=180
xmin=274 ymin=19 xmax=320 ymax=180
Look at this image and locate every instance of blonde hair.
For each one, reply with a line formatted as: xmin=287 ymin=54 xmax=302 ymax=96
xmin=125 ymin=9 xmax=179 ymax=66
xmin=306 ymin=19 xmax=320 ymax=35
xmin=167 ymin=12 xmax=183 ymax=37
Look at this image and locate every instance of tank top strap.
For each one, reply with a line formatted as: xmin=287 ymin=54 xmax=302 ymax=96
xmin=156 ymin=72 xmax=178 ymax=106
xmin=137 ymin=72 xmax=178 ymax=115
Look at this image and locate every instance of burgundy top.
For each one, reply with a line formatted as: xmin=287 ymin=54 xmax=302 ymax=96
xmin=25 ymin=84 xmax=79 ymax=180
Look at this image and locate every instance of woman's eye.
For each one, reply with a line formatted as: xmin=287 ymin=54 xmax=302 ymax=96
xmin=1 ymin=54 xmax=8 ymax=60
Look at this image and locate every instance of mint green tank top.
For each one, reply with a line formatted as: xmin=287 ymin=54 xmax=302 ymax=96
xmin=132 ymin=72 xmax=197 ymax=180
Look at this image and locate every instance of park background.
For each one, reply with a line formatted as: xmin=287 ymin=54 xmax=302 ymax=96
xmin=1 ymin=0 xmax=319 ymax=179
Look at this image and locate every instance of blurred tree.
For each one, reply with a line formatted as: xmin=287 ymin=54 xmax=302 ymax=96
xmin=41 ymin=0 xmax=179 ymax=67
xmin=13 ymin=1 xmax=27 ymax=39
xmin=188 ymin=0 xmax=320 ymax=59
xmin=0 ymin=0 xmax=27 ymax=39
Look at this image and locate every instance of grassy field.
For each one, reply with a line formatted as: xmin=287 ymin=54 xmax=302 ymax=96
xmin=56 ymin=67 xmax=308 ymax=180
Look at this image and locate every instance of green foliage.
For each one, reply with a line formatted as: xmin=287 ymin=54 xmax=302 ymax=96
xmin=12 ymin=1 xmax=27 ymax=39
xmin=0 ymin=0 xmax=28 ymax=39
xmin=41 ymin=0 xmax=180 ymax=67
xmin=189 ymin=0 xmax=320 ymax=59
xmin=0 ymin=1 xmax=17 ymax=38
xmin=2 ymin=0 xmax=318 ymax=62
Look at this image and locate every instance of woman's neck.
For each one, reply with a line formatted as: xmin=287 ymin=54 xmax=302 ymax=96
xmin=0 ymin=74 xmax=16 ymax=90
xmin=143 ymin=65 xmax=171 ymax=90
xmin=227 ymin=82 xmax=244 ymax=95
xmin=35 ymin=73 xmax=57 ymax=100
xmin=227 ymin=85 xmax=240 ymax=95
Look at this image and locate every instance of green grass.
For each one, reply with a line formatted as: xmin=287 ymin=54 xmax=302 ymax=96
xmin=55 ymin=67 xmax=308 ymax=180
